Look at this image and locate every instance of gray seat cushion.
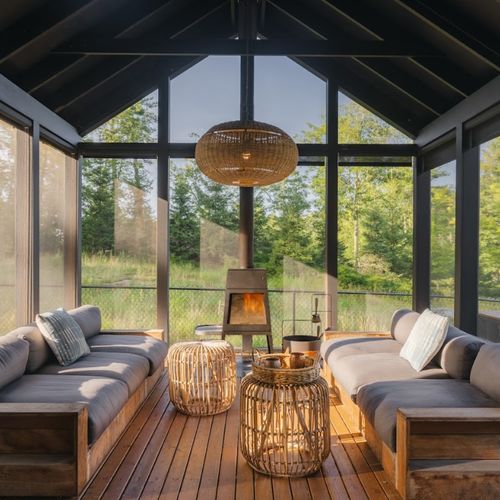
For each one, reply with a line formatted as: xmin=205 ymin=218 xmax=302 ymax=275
xmin=470 ymin=344 xmax=500 ymax=402
xmin=330 ymin=352 xmax=449 ymax=400
xmin=357 ymin=379 xmax=500 ymax=451
xmin=87 ymin=334 xmax=167 ymax=375
xmin=68 ymin=305 xmax=102 ymax=340
xmin=37 ymin=351 xmax=149 ymax=396
xmin=321 ymin=337 xmax=402 ymax=364
xmin=0 ymin=336 xmax=29 ymax=389
xmin=0 ymin=374 xmax=128 ymax=444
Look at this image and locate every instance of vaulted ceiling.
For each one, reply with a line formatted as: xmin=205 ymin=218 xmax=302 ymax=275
xmin=0 ymin=0 xmax=498 ymax=137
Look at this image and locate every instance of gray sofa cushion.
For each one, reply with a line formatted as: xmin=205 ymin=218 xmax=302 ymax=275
xmin=439 ymin=332 xmax=485 ymax=379
xmin=68 ymin=305 xmax=102 ymax=340
xmin=37 ymin=351 xmax=149 ymax=396
xmin=0 ymin=374 xmax=128 ymax=444
xmin=321 ymin=337 xmax=401 ymax=365
xmin=391 ymin=309 xmax=420 ymax=344
xmin=0 ymin=336 xmax=29 ymax=389
xmin=9 ymin=325 xmax=53 ymax=373
xmin=87 ymin=334 xmax=167 ymax=375
xmin=470 ymin=344 xmax=500 ymax=402
xmin=330 ymin=352 xmax=449 ymax=400
xmin=357 ymin=379 xmax=499 ymax=451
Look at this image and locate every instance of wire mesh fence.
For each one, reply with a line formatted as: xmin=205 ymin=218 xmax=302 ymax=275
xmin=1 ymin=284 xmax=497 ymax=340
xmin=78 ymin=285 xmax=500 ymax=347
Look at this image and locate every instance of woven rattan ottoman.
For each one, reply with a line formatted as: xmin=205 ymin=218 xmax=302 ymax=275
xmin=240 ymin=353 xmax=330 ymax=477
xmin=167 ymin=340 xmax=236 ymax=416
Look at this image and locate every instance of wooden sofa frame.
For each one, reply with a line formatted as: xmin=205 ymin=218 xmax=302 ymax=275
xmin=0 ymin=329 xmax=165 ymax=498
xmin=323 ymin=331 xmax=500 ymax=499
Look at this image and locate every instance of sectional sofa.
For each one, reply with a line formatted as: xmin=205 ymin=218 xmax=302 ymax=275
xmin=0 ymin=305 xmax=167 ymax=497
xmin=321 ymin=309 xmax=500 ymax=499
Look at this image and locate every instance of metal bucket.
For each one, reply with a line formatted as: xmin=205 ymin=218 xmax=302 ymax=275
xmin=282 ymin=335 xmax=322 ymax=357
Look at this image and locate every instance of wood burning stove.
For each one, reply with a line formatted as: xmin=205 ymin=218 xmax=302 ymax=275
xmin=222 ymin=269 xmax=273 ymax=352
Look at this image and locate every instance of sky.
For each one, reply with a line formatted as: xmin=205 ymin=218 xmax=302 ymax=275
xmin=169 ymin=55 xmax=345 ymax=143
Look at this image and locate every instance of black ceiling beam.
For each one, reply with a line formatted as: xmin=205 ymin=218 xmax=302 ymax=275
xmin=53 ymin=38 xmax=440 ymax=57
xmin=316 ymin=0 xmax=479 ymax=96
xmin=393 ymin=0 xmax=500 ymax=71
xmin=15 ymin=0 xmax=193 ymax=94
xmin=0 ymin=0 xmax=105 ymax=65
xmin=45 ymin=1 xmax=230 ymax=113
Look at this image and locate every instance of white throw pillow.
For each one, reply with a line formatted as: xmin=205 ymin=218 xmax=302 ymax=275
xmin=399 ymin=309 xmax=449 ymax=372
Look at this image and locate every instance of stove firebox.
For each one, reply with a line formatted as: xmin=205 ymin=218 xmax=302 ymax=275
xmin=223 ymin=269 xmax=271 ymax=335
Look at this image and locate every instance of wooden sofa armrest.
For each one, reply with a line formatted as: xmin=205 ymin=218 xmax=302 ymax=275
xmin=100 ymin=328 xmax=164 ymax=340
xmin=396 ymin=407 xmax=500 ymax=497
xmin=0 ymin=403 xmax=88 ymax=496
xmin=324 ymin=330 xmax=391 ymax=340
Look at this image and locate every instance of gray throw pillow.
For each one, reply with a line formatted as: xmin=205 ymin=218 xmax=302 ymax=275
xmin=36 ymin=309 xmax=90 ymax=366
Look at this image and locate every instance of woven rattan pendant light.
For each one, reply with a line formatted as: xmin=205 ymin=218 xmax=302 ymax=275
xmin=195 ymin=120 xmax=298 ymax=187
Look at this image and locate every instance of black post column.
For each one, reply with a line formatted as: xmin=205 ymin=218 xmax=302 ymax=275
xmin=238 ymin=0 xmax=257 ymax=269
xmin=454 ymin=125 xmax=480 ymax=333
xmin=413 ymin=154 xmax=431 ymax=312
xmin=326 ymin=73 xmax=338 ymax=329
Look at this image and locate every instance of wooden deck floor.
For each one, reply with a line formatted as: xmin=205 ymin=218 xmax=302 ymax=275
xmin=83 ymin=372 xmax=400 ymax=500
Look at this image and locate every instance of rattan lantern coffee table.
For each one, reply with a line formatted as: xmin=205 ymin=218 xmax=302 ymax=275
xmin=240 ymin=353 xmax=330 ymax=477
xmin=167 ymin=340 xmax=236 ymax=416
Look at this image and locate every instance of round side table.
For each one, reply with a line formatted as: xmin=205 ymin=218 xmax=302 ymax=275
xmin=167 ymin=340 xmax=236 ymax=416
xmin=239 ymin=354 xmax=330 ymax=477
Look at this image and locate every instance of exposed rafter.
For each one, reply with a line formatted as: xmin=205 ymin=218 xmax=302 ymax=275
xmin=15 ymin=0 xmax=215 ymax=95
xmin=65 ymin=5 xmax=235 ymax=134
xmin=0 ymin=0 xmax=109 ymax=65
xmin=394 ymin=0 xmax=500 ymax=71
xmin=0 ymin=0 xmax=496 ymax=137
xmin=316 ymin=0 xmax=483 ymax=96
xmin=43 ymin=1 xmax=229 ymax=113
xmin=268 ymin=0 xmax=454 ymax=116
xmin=260 ymin=3 xmax=433 ymax=135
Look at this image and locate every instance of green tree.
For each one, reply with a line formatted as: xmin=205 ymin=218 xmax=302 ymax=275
xmin=82 ymin=94 xmax=158 ymax=254
xmin=298 ymin=100 xmax=414 ymax=292
xmin=169 ymin=163 xmax=200 ymax=263
xmin=430 ymin=165 xmax=456 ymax=296
xmin=478 ymin=138 xmax=499 ymax=299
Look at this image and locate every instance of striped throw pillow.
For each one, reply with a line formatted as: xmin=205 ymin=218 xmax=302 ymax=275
xmin=399 ymin=309 xmax=449 ymax=372
xmin=36 ymin=309 xmax=90 ymax=366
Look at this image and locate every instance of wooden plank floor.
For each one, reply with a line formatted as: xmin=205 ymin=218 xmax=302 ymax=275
xmin=83 ymin=372 xmax=399 ymax=500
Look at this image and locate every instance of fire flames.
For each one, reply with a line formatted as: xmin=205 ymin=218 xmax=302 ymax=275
xmin=229 ymin=292 xmax=267 ymax=324
xmin=242 ymin=293 xmax=265 ymax=315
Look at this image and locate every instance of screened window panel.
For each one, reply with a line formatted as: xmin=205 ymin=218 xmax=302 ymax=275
xmin=169 ymin=158 xmax=239 ymax=343
xmin=255 ymin=163 xmax=327 ymax=342
xmin=0 ymin=117 xmax=25 ymax=332
xmin=478 ymin=137 xmax=500 ymax=342
xmin=40 ymin=141 xmax=68 ymax=312
xmin=337 ymin=165 xmax=413 ymax=331
xmin=338 ymin=92 xmax=412 ymax=144
xmin=170 ymin=57 xmax=240 ymax=142
xmin=81 ymin=158 xmax=157 ymax=329
xmin=255 ymin=57 xmax=326 ymax=143
xmin=430 ymin=161 xmax=456 ymax=321
xmin=84 ymin=90 xmax=158 ymax=143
